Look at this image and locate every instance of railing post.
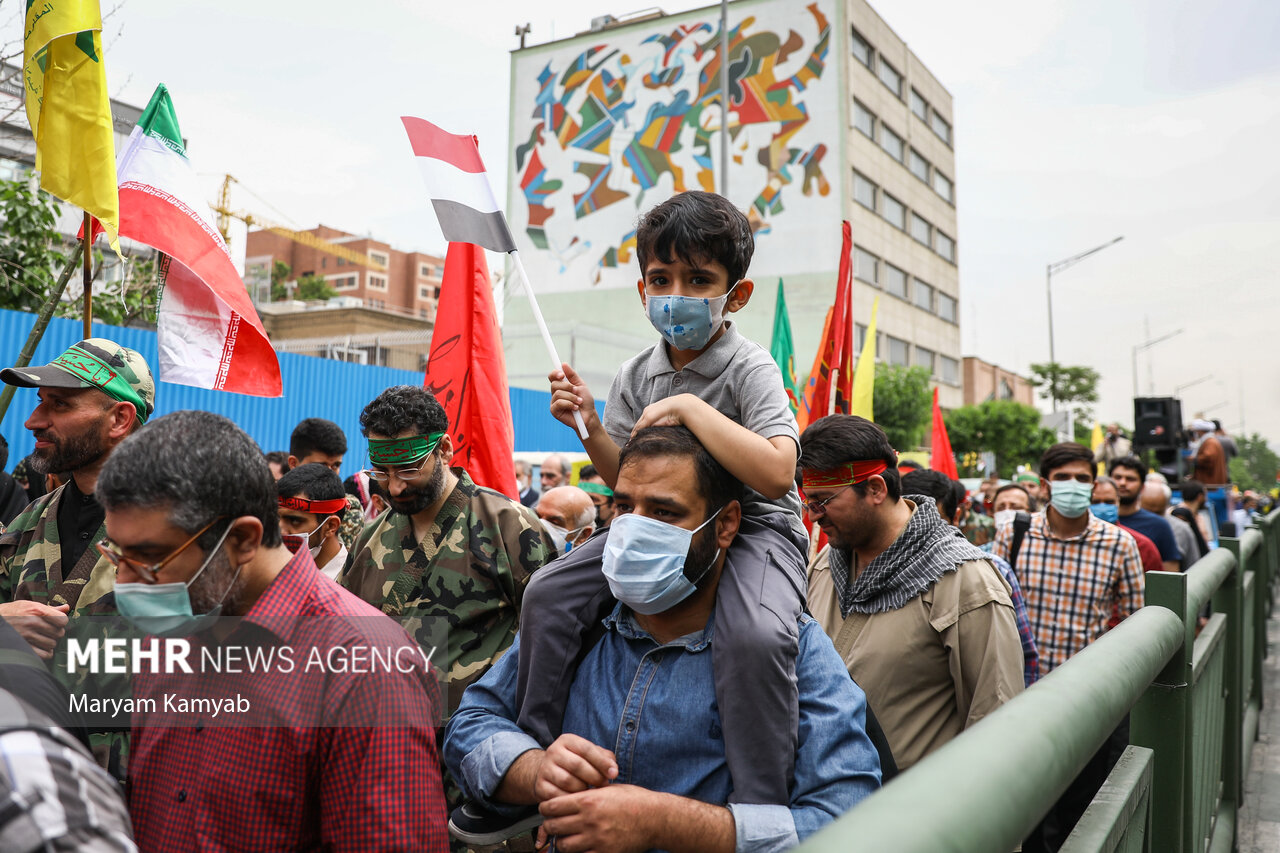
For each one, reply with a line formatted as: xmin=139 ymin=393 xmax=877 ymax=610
xmin=1131 ymin=571 xmax=1192 ymax=853
xmin=1214 ymin=537 xmax=1244 ymax=833
xmin=1248 ymin=529 xmax=1266 ymax=714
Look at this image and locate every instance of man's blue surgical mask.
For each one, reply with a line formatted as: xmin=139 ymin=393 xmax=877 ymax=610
xmin=602 ymin=507 xmax=722 ymax=614
xmin=115 ymin=524 xmax=241 ymax=637
xmin=1049 ymin=480 xmax=1093 ymax=519
xmin=1091 ymin=502 xmax=1119 ymax=524
xmin=644 ymin=283 xmax=739 ymax=351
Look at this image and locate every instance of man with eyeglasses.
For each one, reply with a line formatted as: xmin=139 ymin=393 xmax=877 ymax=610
xmin=340 ymin=386 xmax=555 ymax=719
xmin=96 ymin=410 xmax=448 ymax=851
xmin=801 ymin=415 xmax=1023 ymax=773
xmin=0 ymin=339 xmax=155 ymax=781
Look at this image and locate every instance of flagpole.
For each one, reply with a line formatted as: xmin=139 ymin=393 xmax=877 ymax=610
xmin=82 ymin=212 xmax=92 ymax=337
xmin=508 ymin=250 xmax=590 ymax=440
xmin=0 ymin=237 xmax=87 ymax=423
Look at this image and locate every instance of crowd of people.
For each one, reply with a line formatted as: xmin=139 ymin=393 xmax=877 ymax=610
xmin=0 ymin=191 xmax=1269 ymax=852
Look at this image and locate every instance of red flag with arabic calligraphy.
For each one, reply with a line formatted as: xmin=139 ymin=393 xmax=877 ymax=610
xmin=424 ymin=242 xmax=518 ymax=498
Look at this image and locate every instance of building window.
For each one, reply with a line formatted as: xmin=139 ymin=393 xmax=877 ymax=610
xmin=419 ymin=307 xmax=431 ymax=319
xmin=999 ymin=378 xmax=1014 ymax=401
xmin=914 ymin=279 xmax=934 ymax=312
xmin=337 ymin=258 xmax=346 ymax=267
xmin=367 ymin=297 xmax=386 ymax=310
xmin=853 ymin=99 xmax=876 ymax=139
xmin=368 ymin=273 xmax=388 ymax=290
xmin=329 ymin=275 xmax=358 ymax=290
xmin=856 ymin=323 xmax=869 ymax=352
xmin=881 ymin=193 xmax=906 ymax=229
xmin=910 ymin=89 xmax=928 ymax=122
xmin=915 ymin=346 xmax=935 ymax=374
xmin=933 ymin=170 xmax=953 ymax=203
xmin=853 ymin=171 xmax=877 ymax=211
xmin=909 ymin=148 xmax=930 ymax=183
xmin=420 ymin=263 xmax=434 ymax=278
xmin=880 ymin=124 xmax=904 ymax=163
xmin=368 ymin=250 xmax=390 ymax=267
xmin=877 ymin=59 xmax=903 ymax=98
xmin=938 ymin=292 xmax=958 ymax=323
xmin=850 ymin=28 xmax=873 ymax=70
xmin=418 ymin=285 xmax=434 ymax=300
xmin=854 ymin=247 xmax=878 ymax=284
xmin=910 ymin=213 xmax=932 ymax=246
xmin=888 ymin=335 xmax=911 ymax=366
xmin=940 ymin=355 xmax=959 ymax=385
xmin=883 ymin=263 xmax=908 ymax=299
xmin=321 ymin=257 xmax=327 ymax=269
xmin=930 ymin=111 xmax=952 ymax=145
xmin=936 ymin=231 xmax=956 ymax=262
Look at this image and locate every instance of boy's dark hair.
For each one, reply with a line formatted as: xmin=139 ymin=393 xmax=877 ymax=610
xmin=901 ymin=468 xmax=958 ymax=520
xmin=1180 ymin=479 xmax=1205 ymax=503
xmin=1039 ymin=442 xmax=1096 ymax=480
xmin=97 ymin=411 xmax=282 ymax=550
xmin=580 ymin=463 xmax=600 ymax=480
xmin=360 ymin=386 xmax=448 ymax=438
xmin=277 ymin=463 xmax=346 ymax=518
xmin=618 ymin=426 xmax=743 ymax=512
xmin=994 ymin=482 xmax=1036 ymax=511
xmin=290 ymin=418 xmax=348 ymax=458
xmin=799 ymin=415 xmax=901 ymax=501
xmin=265 ymin=450 xmax=290 ymax=472
xmin=635 ymin=192 xmax=754 ymax=286
xmin=1109 ymin=455 xmax=1148 ymax=481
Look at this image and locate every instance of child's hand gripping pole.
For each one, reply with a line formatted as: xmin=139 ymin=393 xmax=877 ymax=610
xmin=510 ymin=250 xmax=590 ymax=440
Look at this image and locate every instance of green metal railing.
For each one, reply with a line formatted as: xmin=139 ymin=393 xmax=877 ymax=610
xmin=795 ymin=510 xmax=1278 ymax=853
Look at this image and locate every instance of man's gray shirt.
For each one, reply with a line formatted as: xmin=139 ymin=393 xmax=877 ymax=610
xmin=605 ymin=321 xmax=805 ymax=537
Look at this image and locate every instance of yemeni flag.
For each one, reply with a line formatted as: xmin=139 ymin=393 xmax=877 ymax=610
xmin=426 ymin=242 xmax=518 ymax=499
xmin=400 ymin=117 xmax=516 ymax=253
xmin=114 ymin=85 xmax=281 ymax=396
xmin=770 ymin=280 xmax=801 ymax=414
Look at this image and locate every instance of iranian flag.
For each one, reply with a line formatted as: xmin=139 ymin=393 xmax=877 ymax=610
xmin=113 ymin=84 xmax=281 ymax=396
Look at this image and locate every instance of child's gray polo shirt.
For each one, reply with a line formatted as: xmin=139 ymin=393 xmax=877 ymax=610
xmin=604 ymin=322 xmax=806 ymax=537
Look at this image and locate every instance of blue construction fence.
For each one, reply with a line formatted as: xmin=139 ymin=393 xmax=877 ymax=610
xmin=0 ymin=308 xmax=600 ymax=479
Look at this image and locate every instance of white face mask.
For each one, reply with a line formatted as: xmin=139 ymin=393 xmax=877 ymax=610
xmin=993 ymin=509 xmax=1018 ymax=527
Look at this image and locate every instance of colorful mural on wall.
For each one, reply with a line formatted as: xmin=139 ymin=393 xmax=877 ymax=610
xmin=508 ymin=0 xmax=840 ymax=292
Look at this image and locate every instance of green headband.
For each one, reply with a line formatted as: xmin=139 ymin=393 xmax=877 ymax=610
xmin=578 ymin=481 xmax=613 ymax=497
xmin=367 ymin=431 xmax=445 ymax=466
xmin=52 ymin=345 xmax=149 ymax=424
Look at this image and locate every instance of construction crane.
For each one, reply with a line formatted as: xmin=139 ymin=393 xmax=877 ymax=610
xmin=213 ymin=174 xmax=387 ymax=272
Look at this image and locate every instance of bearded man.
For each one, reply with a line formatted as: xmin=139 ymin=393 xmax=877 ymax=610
xmin=0 ymin=339 xmax=155 ymax=779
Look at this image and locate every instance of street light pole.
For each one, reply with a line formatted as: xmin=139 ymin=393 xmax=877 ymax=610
xmin=1130 ymin=328 xmax=1183 ymax=400
xmin=719 ymin=0 xmax=730 ymax=197
xmin=1045 ymin=235 xmax=1124 ymax=412
xmin=1174 ymin=374 xmax=1213 ymax=396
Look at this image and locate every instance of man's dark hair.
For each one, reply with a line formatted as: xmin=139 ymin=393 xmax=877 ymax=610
xmin=1180 ymin=479 xmax=1205 ymax=503
xmin=97 ymin=411 xmax=282 ymax=549
xmin=277 ymin=464 xmax=346 ymax=519
xmin=360 ymin=386 xmax=448 ymax=438
xmin=265 ymin=450 xmax=290 ymax=472
xmin=994 ymin=483 xmax=1035 ymax=510
xmin=799 ymin=415 xmax=901 ymax=501
xmin=901 ymin=469 xmax=957 ymax=520
xmin=1109 ymin=455 xmax=1148 ymax=481
xmin=618 ymin=426 xmax=744 ymax=512
xmin=897 ymin=459 xmax=923 ymax=472
xmin=289 ymin=418 xmax=347 ymax=458
xmin=635 ymin=192 xmax=754 ymax=285
xmin=580 ymin=464 xmax=600 ymax=480
xmin=1038 ymin=442 xmax=1096 ymax=480
xmin=1212 ymin=419 xmax=1222 ymax=431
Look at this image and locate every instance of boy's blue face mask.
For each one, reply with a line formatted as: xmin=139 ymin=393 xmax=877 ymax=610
xmin=644 ymin=282 xmax=740 ymax=351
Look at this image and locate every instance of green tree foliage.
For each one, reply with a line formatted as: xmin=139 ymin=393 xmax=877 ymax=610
xmin=0 ymin=177 xmax=66 ymax=314
xmin=295 ymin=273 xmax=336 ymax=301
xmin=1227 ymin=433 xmax=1280 ymax=493
xmin=945 ymin=400 xmax=1058 ymax=477
xmin=268 ymin=261 xmax=335 ymax=302
xmin=270 ymin=261 xmax=292 ymax=302
xmin=1029 ymin=361 xmax=1100 ymax=425
xmin=872 ymin=363 xmax=932 ymax=451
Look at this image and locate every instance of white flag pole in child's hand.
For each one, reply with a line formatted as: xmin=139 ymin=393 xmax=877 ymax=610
xmin=400 ymin=116 xmax=589 ymax=439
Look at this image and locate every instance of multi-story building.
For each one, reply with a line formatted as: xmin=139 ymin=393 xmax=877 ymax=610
xmin=502 ymin=0 xmax=964 ymax=407
xmin=962 ymin=357 xmax=1036 ymax=407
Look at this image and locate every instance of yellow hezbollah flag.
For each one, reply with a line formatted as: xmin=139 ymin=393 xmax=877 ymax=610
xmin=851 ymin=295 xmax=879 ymax=420
xmin=23 ymin=0 xmax=119 ymax=251
xmin=1091 ymin=422 xmax=1105 ymax=476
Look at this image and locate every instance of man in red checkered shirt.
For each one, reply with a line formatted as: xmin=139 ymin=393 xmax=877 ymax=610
xmin=992 ymin=441 xmax=1144 ymax=853
xmin=95 ymin=411 xmax=449 ymax=852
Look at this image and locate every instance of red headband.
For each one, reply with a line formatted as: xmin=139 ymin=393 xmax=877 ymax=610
xmin=278 ymin=495 xmax=349 ymax=515
xmin=802 ymin=460 xmax=889 ymax=490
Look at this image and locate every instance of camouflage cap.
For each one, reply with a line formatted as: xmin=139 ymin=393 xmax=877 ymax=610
xmin=0 ymin=338 xmax=155 ymax=424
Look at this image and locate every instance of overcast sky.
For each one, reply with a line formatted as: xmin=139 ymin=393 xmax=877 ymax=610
xmin=93 ymin=0 xmax=1279 ymax=445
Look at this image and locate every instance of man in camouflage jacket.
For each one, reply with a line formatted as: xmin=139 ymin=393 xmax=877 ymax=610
xmin=340 ymin=386 xmax=555 ymax=717
xmin=0 ymin=339 xmax=155 ymax=781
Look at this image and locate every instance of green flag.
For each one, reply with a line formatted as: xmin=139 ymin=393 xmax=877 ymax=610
xmin=770 ymin=280 xmax=801 ymax=413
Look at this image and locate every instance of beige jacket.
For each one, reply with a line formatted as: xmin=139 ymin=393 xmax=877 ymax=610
xmin=808 ymin=538 xmax=1024 ymax=771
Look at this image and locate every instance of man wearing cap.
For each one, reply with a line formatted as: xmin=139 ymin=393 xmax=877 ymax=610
xmin=1189 ymin=419 xmax=1228 ymax=486
xmin=800 ymin=415 xmax=1023 ymax=773
xmin=339 ymin=386 xmax=556 ymax=718
xmin=0 ymin=338 xmax=155 ymax=778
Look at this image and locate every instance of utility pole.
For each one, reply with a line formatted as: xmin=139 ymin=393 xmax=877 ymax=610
xmin=515 ymin=23 xmax=531 ymax=50
xmin=719 ymin=0 xmax=730 ymax=198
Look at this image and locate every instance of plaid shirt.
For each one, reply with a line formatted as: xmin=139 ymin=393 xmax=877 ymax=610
xmin=992 ymin=512 xmax=1143 ymax=676
xmin=989 ymin=553 xmax=1041 ymax=687
xmin=129 ymin=542 xmax=448 ymax=852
